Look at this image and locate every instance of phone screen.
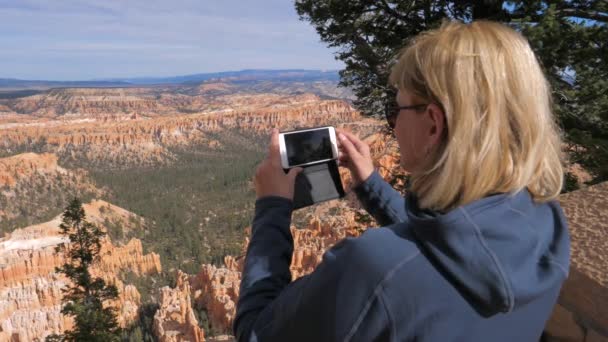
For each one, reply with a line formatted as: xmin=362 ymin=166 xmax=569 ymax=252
xmin=284 ymin=128 xmax=333 ymax=166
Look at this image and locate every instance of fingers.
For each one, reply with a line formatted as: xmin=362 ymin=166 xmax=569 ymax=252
xmin=337 ymin=129 xmax=368 ymax=155
xmin=337 ymin=132 xmax=360 ymax=159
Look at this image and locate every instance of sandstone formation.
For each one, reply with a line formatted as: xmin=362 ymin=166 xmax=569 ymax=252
xmin=0 ymin=153 xmax=103 ymax=225
xmin=7 ymin=87 xmax=173 ymax=118
xmin=190 ymin=263 xmax=240 ymax=335
xmin=0 ymin=153 xmax=65 ymax=187
xmin=544 ymin=182 xmax=608 ymax=341
xmin=153 ymin=270 xmax=205 ymax=342
xmin=0 ymin=201 xmax=161 ymax=341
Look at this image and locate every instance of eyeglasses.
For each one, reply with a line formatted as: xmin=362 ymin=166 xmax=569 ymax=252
xmin=385 ymin=103 xmax=429 ymax=130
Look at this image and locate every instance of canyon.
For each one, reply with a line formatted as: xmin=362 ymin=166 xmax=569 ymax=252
xmin=1 ymin=91 xmax=359 ymax=169
xmin=0 ymin=84 xmax=372 ymax=341
xmin=0 ymin=82 xmax=604 ymax=342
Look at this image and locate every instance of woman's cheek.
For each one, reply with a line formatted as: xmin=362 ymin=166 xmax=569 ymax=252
xmin=398 ymin=136 xmax=413 ymax=170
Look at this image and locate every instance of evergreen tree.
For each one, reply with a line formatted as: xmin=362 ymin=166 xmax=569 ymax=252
xmin=46 ymin=198 xmax=122 ymax=342
xmin=296 ymin=0 xmax=608 ymax=185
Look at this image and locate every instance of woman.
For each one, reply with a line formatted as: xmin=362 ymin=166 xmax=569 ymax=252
xmin=234 ymin=21 xmax=570 ymax=342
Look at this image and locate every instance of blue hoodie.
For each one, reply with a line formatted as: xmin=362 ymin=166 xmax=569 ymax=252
xmin=234 ymin=171 xmax=570 ymax=341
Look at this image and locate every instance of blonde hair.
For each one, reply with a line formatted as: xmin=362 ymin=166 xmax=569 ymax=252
xmin=389 ymin=20 xmax=566 ymax=212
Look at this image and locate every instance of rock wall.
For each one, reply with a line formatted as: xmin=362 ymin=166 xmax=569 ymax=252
xmin=0 ymin=153 xmax=65 ymax=187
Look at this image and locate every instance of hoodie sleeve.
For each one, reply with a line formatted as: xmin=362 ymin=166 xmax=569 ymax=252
xmin=233 ymin=196 xmax=391 ymax=342
xmin=353 ymin=170 xmax=407 ymax=226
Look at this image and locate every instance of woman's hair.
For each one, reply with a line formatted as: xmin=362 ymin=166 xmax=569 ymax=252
xmin=389 ymin=20 xmax=566 ymax=212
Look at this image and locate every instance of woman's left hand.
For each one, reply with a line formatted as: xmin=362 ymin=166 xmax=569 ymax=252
xmin=254 ymin=128 xmax=303 ymax=201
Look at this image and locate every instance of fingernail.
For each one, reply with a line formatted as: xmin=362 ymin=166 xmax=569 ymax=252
xmin=338 ymin=133 xmax=345 ymax=140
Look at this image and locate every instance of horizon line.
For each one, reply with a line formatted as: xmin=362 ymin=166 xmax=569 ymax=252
xmin=0 ymin=68 xmax=342 ymax=83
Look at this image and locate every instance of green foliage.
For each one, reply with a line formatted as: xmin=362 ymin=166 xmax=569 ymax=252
xmin=120 ymin=303 xmax=158 ymax=342
xmin=104 ymin=217 xmax=125 ymax=243
xmin=296 ymin=0 xmax=608 ymax=185
xmin=47 ymin=198 xmax=122 ymax=342
xmin=563 ymin=172 xmax=580 ymax=193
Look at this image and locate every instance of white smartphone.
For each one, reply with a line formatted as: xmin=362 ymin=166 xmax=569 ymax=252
xmin=279 ymin=126 xmax=339 ymax=169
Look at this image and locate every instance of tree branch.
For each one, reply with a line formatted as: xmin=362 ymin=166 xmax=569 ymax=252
xmin=555 ymin=8 xmax=608 ymax=23
xmin=378 ymin=0 xmax=409 ymax=20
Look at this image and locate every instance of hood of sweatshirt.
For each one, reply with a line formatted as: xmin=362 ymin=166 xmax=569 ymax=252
xmin=405 ymin=188 xmax=570 ymax=316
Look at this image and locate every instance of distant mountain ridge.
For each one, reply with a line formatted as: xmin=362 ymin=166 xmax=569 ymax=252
xmin=0 ymin=78 xmax=132 ymax=90
xmin=108 ymin=69 xmax=341 ymax=84
xmin=0 ymin=69 xmax=340 ymax=89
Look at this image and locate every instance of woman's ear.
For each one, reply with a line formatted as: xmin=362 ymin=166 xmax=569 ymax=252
xmin=426 ymin=103 xmax=446 ymax=147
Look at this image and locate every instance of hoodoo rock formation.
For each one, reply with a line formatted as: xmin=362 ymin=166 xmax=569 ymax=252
xmin=0 ymin=153 xmax=65 ymax=187
xmin=153 ymin=270 xmax=205 ymax=342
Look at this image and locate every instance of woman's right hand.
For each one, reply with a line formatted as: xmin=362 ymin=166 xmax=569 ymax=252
xmin=336 ymin=129 xmax=375 ymax=187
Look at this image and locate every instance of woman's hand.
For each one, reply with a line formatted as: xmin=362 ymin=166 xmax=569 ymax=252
xmin=254 ymin=128 xmax=303 ymax=200
xmin=336 ymin=129 xmax=375 ymax=187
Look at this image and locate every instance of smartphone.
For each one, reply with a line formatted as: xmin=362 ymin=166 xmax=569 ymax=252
xmin=279 ymin=126 xmax=339 ymax=169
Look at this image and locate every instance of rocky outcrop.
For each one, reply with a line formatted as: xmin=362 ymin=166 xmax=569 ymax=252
xmin=0 ymin=153 xmax=103 ymax=225
xmin=0 ymin=201 xmax=161 ymax=342
xmin=0 ymin=153 xmax=65 ymax=187
xmin=544 ymin=182 xmax=608 ymax=341
xmin=8 ymin=88 xmax=173 ymax=118
xmin=153 ymin=270 xmax=205 ymax=342
xmin=190 ymin=262 xmax=241 ymax=334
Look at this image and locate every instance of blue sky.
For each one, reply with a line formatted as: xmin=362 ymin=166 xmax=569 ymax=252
xmin=0 ymin=0 xmax=344 ymax=80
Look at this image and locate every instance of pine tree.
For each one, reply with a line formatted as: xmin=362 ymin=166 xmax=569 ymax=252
xmin=46 ymin=198 xmax=122 ymax=342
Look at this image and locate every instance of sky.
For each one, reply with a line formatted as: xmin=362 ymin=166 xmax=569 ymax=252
xmin=0 ymin=0 xmax=344 ymax=81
